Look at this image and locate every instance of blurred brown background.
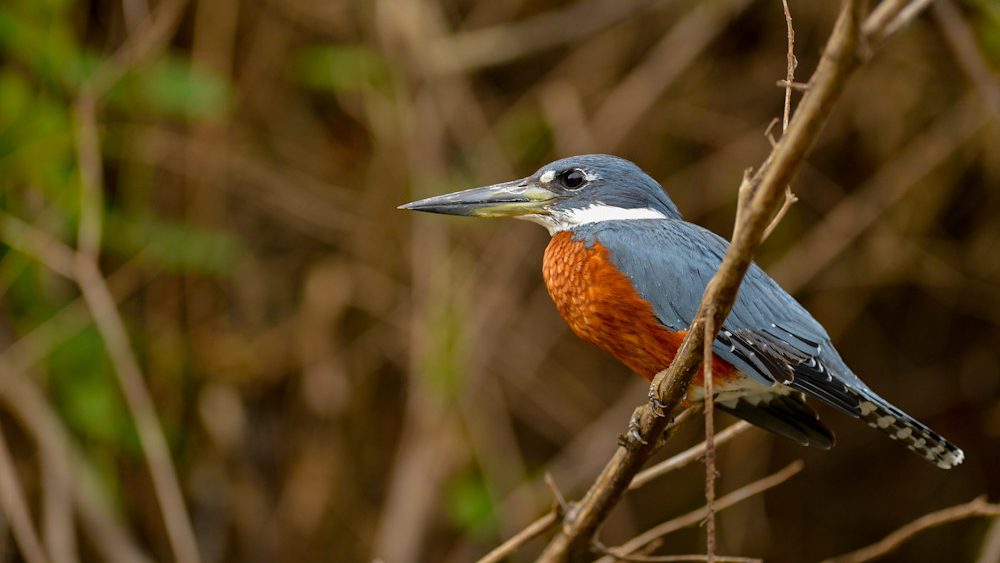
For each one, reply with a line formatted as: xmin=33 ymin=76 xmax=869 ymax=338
xmin=1 ymin=0 xmax=998 ymax=562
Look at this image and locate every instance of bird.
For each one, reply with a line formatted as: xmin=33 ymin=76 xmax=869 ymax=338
xmin=399 ymin=154 xmax=964 ymax=469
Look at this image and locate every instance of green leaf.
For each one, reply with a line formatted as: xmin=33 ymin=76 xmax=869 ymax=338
xmin=49 ymin=328 xmax=135 ymax=449
xmin=973 ymin=3 xmax=1000 ymax=61
xmin=445 ymin=469 xmax=497 ymax=538
xmin=111 ymin=55 xmax=231 ymax=121
xmin=495 ymin=106 xmax=553 ymax=167
xmin=103 ymin=211 xmax=246 ymax=276
xmin=422 ymin=295 xmax=467 ymax=401
xmin=293 ymin=44 xmax=391 ymax=93
xmin=0 ymin=70 xmax=31 ymax=129
xmin=0 ymin=7 xmax=87 ymax=89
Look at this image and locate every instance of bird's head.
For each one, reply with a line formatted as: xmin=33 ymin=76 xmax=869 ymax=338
xmin=399 ymin=154 xmax=681 ymax=234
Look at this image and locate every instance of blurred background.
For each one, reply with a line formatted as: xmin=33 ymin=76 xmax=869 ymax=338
xmin=1 ymin=0 xmax=999 ymax=562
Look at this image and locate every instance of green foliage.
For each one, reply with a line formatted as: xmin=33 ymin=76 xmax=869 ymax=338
xmin=495 ymin=106 xmax=554 ymax=168
xmin=422 ymin=293 xmax=467 ymax=402
xmin=0 ymin=0 xmax=238 ymax=522
xmin=110 ymin=56 xmax=231 ymax=121
xmin=104 ymin=211 xmax=246 ymax=276
xmin=293 ymin=44 xmax=393 ymax=94
xmin=971 ymin=0 xmax=1000 ymax=60
xmin=445 ymin=468 xmax=498 ymax=539
xmin=49 ymin=327 xmax=137 ymax=451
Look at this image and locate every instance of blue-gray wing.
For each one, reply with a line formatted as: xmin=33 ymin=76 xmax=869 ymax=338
xmin=573 ymin=219 xmax=868 ymax=416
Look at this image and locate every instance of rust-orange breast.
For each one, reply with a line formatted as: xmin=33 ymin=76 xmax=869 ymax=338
xmin=542 ymin=231 xmax=736 ymax=385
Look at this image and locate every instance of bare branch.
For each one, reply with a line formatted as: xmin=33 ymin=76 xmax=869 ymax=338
xmin=592 ymin=0 xmax=754 ymax=150
xmin=770 ymin=92 xmax=988 ymax=292
xmin=781 ymin=0 xmax=796 ymax=132
xmin=702 ymin=314 xmax=718 ymax=562
xmin=0 ymin=366 xmax=153 ymax=563
xmin=630 ymin=422 xmax=753 ymax=490
xmin=977 ymin=516 xmax=1000 ymax=563
xmin=476 ymin=511 xmax=560 ymax=563
xmin=424 ymin=0 xmax=658 ymax=73
xmin=0 ymin=213 xmax=77 ymax=279
xmin=595 ymin=461 xmax=804 ymax=563
xmin=823 ymin=496 xmax=1000 ymax=563
xmin=73 ymin=260 xmax=202 ymax=563
xmin=0 ymin=425 xmax=50 ymax=563
xmin=544 ymin=473 xmax=569 ymax=514
xmin=476 ymin=407 xmax=706 ymax=562
xmin=86 ymin=0 xmax=190 ymax=95
xmin=776 ymin=80 xmax=809 ymax=91
xmin=934 ymin=0 xmax=1000 ymax=119
xmin=862 ymin=0 xmax=934 ymax=47
xmin=61 ymin=1 xmax=203 ymax=560
xmin=762 ymin=188 xmax=799 ymax=241
xmin=592 ymin=543 xmax=761 ymax=563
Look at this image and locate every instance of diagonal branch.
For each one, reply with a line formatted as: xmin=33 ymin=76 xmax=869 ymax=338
xmin=476 ymin=419 xmax=749 ymax=563
xmin=822 ymin=496 xmax=1000 ymax=563
xmin=0 ymin=424 xmax=50 ymax=563
xmin=536 ymin=0 xmax=940 ymax=559
xmin=596 ymin=461 xmax=804 ymax=562
xmin=537 ymin=2 xmax=863 ymax=558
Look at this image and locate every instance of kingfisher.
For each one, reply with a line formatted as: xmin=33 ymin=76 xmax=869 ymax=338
xmin=399 ymin=154 xmax=964 ymax=469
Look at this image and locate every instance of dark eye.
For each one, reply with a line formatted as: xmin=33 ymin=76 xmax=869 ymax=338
xmin=561 ymin=169 xmax=586 ymax=190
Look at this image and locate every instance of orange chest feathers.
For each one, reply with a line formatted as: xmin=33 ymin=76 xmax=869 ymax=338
xmin=541 ymin=231 xmax=736 ymax=383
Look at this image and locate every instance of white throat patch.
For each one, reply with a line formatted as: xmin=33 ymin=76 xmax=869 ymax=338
xmin=517 ymin=204 xmax=667 ymax=235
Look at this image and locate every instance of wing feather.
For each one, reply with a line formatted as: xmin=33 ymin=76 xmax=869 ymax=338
xmin=573 ymin=219 xmax=865 ymax=416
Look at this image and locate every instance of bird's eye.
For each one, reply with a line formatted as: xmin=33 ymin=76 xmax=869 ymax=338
xmin=561 ymin=169 xmax=586 ymax=190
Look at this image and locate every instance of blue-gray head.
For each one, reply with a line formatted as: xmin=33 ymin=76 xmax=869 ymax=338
xmin=399 ymin=154 xmax=681 ymax=234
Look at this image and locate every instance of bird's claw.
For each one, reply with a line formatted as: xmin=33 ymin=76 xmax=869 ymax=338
xmin=619 ymin=406 xmax=648 ymax=448
xmin=647 ymin=394 xmax=668 ymax=418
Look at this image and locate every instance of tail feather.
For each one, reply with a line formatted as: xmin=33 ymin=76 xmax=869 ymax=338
xmin=717 ymin=392 xmax=834 ymax=449
xmin=856 ymin=396 xmax=964 ymax=469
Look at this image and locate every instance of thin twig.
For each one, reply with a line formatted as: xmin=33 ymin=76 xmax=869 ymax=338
xmin=934 ymin=0 xmax=1000 ymax=119
xmin=592 ymin=0 xmax=754 ymax=150
xmin=544 ymin=473 xmax=569 ymax=514
xmin=764 ymin=0 xmax=800 ymax=241
xmin=881 ymin=0 xmax=934 ymax=41
xmin=702 ymin=314 xmax=717 ymax=562
xmin=862 ymin=0 xmax=933 ymax=47
xmin=781 ymin=0 xmax=796 ymax=133
xmin=0 ymin=252 xmax=146 ymax=373
xmin=0 ymin=366 xmax=153 ymax=563
xmin=977 ymin=516 xmax=1000 ymax=563
xmin=477 ymin=408 xmax=709 ymax=563
xmin=595 ymin=461 xmax=804 ymax=563
xmin=73 ymin=260 xmax=202 ymax=563
xmin=424 ymin=0 xmax=659 ymax=73
xmin=593 ymin=547 xmax=761 ymax=563
xmin=0 ymin=424 xmax=51 ymax=563
xmin=0 ymin=213 xmax=77 ymax=279
xmin=822 ymin=496 xmax=1000 ymax=563
xmin=630 ymin=422 xmax=752 ymax=490
xmin=66 ymin=0 xmax=202 ymax=560
xmin=86 ymin=0 xmax=190 ymax=96
xmin=770 ymin=92 xmax=988 ymax=292
xmin=776 ymin=80 xmax=809 ymax=91
xmin=762 ymin=188 xmax=798 ymax=241
xmin=657 ymin=404 xmax=705 ymax=447
xmin=476 ymin=511 xmax=560 ymax=563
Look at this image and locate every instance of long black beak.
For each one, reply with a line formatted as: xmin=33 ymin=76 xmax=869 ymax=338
xmin=398 ymin=179 xmax=561 ymax=218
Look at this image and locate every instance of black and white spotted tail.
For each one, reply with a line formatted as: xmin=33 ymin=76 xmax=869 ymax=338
xmin=857 ymin=394 xmax=964 ymax=469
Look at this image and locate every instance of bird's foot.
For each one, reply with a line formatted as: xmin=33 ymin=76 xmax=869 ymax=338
xmin=618 ymin=406 xmax=648 ymax=448
xmin=647 ymin=393 xmax=669 ymax=418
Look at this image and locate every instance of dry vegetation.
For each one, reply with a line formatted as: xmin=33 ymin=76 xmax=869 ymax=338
xmin=0 ymin=0 xmax=999 ymax=562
